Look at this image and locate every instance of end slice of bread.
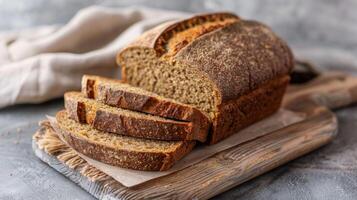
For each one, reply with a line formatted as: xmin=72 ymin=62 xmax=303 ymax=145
xmin=55 ymin=110 xmax=195 ymax=171
xmin=82 ymin=75 xmax=210 ymax=132
xmin=65 ymin=91 xmax=208 ymax=142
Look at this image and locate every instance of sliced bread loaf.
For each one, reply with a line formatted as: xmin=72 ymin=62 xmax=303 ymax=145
xmin=117 ymin=13 xmax=293 ymax=144
xmin=55 ymin=110 xmax=195 ymax=171
xmin=81 ymin=75 xmax=210 ymax=129
xmin=64 ymin=91 xmax=208 ymax=142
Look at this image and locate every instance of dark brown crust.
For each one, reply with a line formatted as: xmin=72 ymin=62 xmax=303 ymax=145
xmin=117 ymin=12 xmax=294 ymax=144
xmin=175 ymin=20 xmax=293 ymax=101
xmin=82 ymin=75 xmax=210 ymax=140
xmin=210 ymin=75 xmax=290 ymax=144
xmin=86 ymin=78 xmax=96 ymax=99
xmin=81 ymin=75 xmax=123 ymax=99
xmin=64 ymin=92 xmax=207 ymax=142
xmin=118 ymin=13 xmax=293 ymax=101
xmin=153 ymin=13 xmax=239 ymax=56
xmin=54 ymin=111 xmax=196 ymax=171
xmin=125 ymin=12 xmax=238 ymax=52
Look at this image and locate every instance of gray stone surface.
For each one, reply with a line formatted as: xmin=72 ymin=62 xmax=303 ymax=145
xmin=2 ymin=98 xmax=357 ymax=200
xmin=1 ymin=0 xmax=357 ymax=199
xmin=0 ymin=99 xmax=95 ymax=200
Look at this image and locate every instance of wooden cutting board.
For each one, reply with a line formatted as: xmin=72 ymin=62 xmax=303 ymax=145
xmin=32 ymin=71 xmax=357 ymax=200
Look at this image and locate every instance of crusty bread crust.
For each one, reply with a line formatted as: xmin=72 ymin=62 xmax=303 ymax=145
xmin=210 ymin=75 xmax=289 ymax=144
xmin=65 ymin=92 xmax=208 ymax=142
xmin=54 ymin=111 xmax=195 ymax=171
xmin=81 ymin=75 xmax=210 ymax=137
xmin=125 ymin=12 xmax=238 ymax=52
xmin=175 ymin=20 xmax=293 ymax=101
xmin=118 ymin=13 xmax=292 ymax=101
xmin=117 ymin=13 xmax=293 ymax=144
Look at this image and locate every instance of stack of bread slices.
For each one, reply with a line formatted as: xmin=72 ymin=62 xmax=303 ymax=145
xmin=44 ymin=12 xmax=294 ymax=171
xmin=53 ymin=75 xmax=209 ymax=171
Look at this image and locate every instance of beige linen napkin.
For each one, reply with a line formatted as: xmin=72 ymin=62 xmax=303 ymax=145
xmin=0 ymin=6 xmax=187 ymax=108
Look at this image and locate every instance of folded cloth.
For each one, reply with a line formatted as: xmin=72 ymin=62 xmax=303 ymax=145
xmin=0 ymin=6 xmax=188 ymax=108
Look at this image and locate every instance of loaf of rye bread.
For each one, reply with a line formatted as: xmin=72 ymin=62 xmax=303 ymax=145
xmin=81 ymin=75 xmax=210 ymax=128
xmin=117 ymin=13 xmax=294 ymax=144
xmin=54 ymin=110 xmax=195 ymax=171
xmin=64 ymin=91 xmax=208 ymax=142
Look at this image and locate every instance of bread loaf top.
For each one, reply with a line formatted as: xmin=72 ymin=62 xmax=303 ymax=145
xmin=118 ymin=12 xmax=293 ymax=102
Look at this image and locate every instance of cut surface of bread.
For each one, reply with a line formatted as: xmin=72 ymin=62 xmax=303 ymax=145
xmin=65 ymin=91 xmax=208 ymax=142
xmin=81 ymin=75 xmax=210 ymax=130
xmin=117 ymin=13 xmax=294 ymax=144
xmin=55 ymin=110 xmax=195 ymax=171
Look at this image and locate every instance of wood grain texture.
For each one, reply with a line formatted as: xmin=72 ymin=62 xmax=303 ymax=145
xmin=33 ymin=104 xmax=336 ymax=199
xmin=284 ymin=72 xmax=357 ymax=110
xmin=1 ymin=1 xmax=356 ymax=199
xmin=31 ymin=72 xmax=356 ymax=200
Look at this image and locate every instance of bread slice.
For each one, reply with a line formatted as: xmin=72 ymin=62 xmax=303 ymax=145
xmin=65 ymin=91 xmax=208 ymax=142
xmin=117 ymin=13 xmax=293 ymax=144
xmin=54 ymin=110 xmax=195 ymax=171
xmin=81 ymin=75 xmax=210 ymax=130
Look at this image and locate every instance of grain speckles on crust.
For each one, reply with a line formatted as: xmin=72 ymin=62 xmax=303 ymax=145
xmin=175 ymin=20 xmax=293 ymax=101
xmin=65 ymin=91 xmax=208 ymax=142
xmin=81 ymin=75 xmax=210 ymax=140
xmin=210 ymin=75 xmax=290 ymax=144
xmin=117 ymin=12 xmax=294 ymax=144
xmin=155 ymin=13 xmax=239 ymax=59
xmin=55 ymin=111 xmax=195 ymax=171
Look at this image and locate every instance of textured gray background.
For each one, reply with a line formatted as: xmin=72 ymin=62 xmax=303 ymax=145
xmin=1 ymin=0 xmax=356 ymax=71
xmin=1 ymin=0 xmax=357 ymax=199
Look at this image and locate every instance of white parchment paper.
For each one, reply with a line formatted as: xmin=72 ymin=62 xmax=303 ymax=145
xmin=49 ymin=109 xmax=305 ymax=187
